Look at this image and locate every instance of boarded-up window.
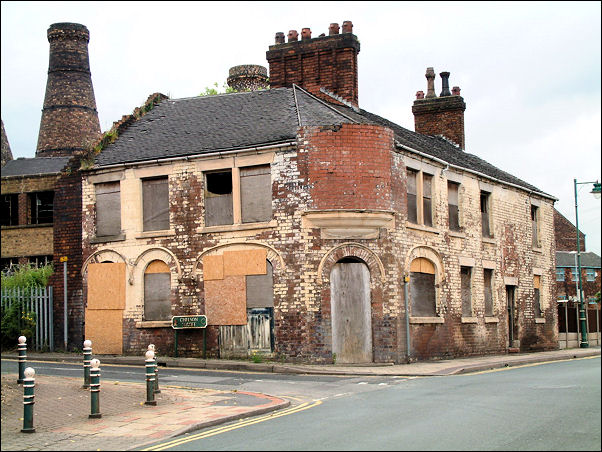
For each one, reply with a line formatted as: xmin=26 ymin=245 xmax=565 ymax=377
xmin=142 ymin=177 xmax=169 ymax=231
xmin=423 ymin=173 xmax=433 ymax=227
xmin=481 ymin=191 xmax=491 ymax=238
xmin=461 ymin=266 xmax=472 ymax=316
xmin=448 ymin=182 xmax=460 ymax=231
xmin=484 ymin=269 xmax=494 ymax=316
xmin=29 ymin=191 xmax=53 ymax=224
xmin=407 ymin=169 xmax=418 ymax=223
xmin=533 ymin=275 xmax=542 ymax=317
xmin=205 ymin=171 xmax=233 ymax=226
xmin=410 ymin=258 xmax=436 ymax=317
xmin=1 ymin=194 xmax=19 ymax=226
xmin=531 ymin=205 xmax=539 ymax=247
xmin=96 ymin=182 xmax=121 ymax=236
xmin=144 ymin=260 xmax=171 ymax=321
xmin=246 ymin=260 xmax=274 ymax=308
xmin=240 ymin=165 xmax=272 ymax=223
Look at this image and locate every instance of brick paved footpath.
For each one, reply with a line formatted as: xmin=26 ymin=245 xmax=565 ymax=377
xmin=1 ymin=373 xmax=289 ymax=451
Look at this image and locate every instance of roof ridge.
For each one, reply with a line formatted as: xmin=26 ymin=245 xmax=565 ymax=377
xmin=292 ymin=85 xmax=360 ymax=124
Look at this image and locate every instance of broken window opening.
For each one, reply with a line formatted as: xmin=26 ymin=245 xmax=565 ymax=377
xmin=1 ymin=194 xmax=19 ymax=226
xmin=28 ymin=191 xmax=53 ymax=225
xmin=204 ymin=170 xmax=233 ymax=226
xmin=480 ymin=191 xmax=491 ymax=238
xmin=531 ymin=205 xmax=540 ymax=247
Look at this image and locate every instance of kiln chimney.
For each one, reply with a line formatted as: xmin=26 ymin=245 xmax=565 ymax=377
xmin=36 ymin=23 xmax=101 ymax=157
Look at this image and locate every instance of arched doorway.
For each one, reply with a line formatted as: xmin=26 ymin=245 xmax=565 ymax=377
xmin=330 ymin=257 xmax=372 ymax=363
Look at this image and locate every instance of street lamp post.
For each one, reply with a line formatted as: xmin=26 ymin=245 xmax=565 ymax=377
xmin=573 ymin=179 xmax=601 ymax=348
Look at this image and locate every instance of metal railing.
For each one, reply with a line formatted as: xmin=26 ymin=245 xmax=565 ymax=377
xmin=1 ymin=287 xmax=54 ymax=351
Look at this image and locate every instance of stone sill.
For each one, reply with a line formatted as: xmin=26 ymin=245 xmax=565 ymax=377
xmin=461 ymin=316 xmax=478 ymax=323
xmin=410 ymin=316 xmax=445 ymax=324
xmin=448 ymin=230 xmax=466 ymax=239
xmin=1 ymin=223 xmax=53 ymax=230
xmin=406 ymin=222 xmax=440 ymax=235
xmin=136 ymin=320 xmax=171 ymax=328
xmin=535 ymin=318 xmax=546 ymax=324
xmin=135 ymin=229 xmax=176 ymax=239
xmin=532 ymin=246 xmax=543 ymax=254
xmin=90 ymin=233 xmax=126 ymax=244
xmin=197 ymin=219 xmax=277 ymax=234
xmin=482 ymin=237 xmax=496 ymax=245
xmin=485 ymin=317 xmax=499 ymax=323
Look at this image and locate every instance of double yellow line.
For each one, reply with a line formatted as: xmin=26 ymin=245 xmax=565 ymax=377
xmin=142 ymin=399 xmax=323 ymax=451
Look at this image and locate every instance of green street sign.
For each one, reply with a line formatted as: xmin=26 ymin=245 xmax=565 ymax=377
xmin=171 ymin=315 xmax=207 ymax=329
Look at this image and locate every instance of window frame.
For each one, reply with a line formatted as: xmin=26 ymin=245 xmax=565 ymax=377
xmin=480 ymin=190 xmax=493 ymax=238
xmin=28 ymin=191 xmax=54 ymax=225
xmin=95 ymin=181 xmax=122 ymax=238
xmin=406 ymin=167 xmax=435 ymax=228
xmin=1 ymin=193 xmax=19 ymax=226
xmin=142 ymin=176 xmax=170 ymax=232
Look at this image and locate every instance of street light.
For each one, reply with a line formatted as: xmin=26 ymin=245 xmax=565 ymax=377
xmin=573 ymin=179 xmax=601 ymax=348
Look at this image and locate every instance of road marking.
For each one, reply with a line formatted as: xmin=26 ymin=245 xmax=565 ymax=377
xmin=459 ymin=355 xmax=600 ymax=375
xmin=142 ymin=400 xmax=323 ymax=451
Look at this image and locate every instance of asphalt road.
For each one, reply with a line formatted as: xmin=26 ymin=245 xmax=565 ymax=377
xmin=2 ymin=357 xmax=600 ymax=450
xmin=136 ymin=357 xmax=601 ymax=451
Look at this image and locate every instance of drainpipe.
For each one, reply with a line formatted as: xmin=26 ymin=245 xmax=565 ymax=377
xmin=404 ymin=274 xmax=411 ymax=362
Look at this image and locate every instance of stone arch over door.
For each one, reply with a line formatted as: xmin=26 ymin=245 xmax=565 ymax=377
xmin=330 ymin=257 xmax=373 ymax=363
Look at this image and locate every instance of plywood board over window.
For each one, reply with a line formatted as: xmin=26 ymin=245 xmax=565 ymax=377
xmin=142 ymin=177 xmax=169 ymax=231
xmin=240 ymin=165 xmax=272 ymax=223
xmin=204 ymin=275 xmax=247 ymax=325
xmin=223 ymin=249 xmax=267 ymax=276
xmin=95 ymin=182 xmax=121 ymax=236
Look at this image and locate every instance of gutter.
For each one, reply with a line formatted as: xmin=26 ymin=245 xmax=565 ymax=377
xmin=394 ymin=140 xmax=558 ymax=202
xmin=87 ymin=141 xmax=297 ymax=172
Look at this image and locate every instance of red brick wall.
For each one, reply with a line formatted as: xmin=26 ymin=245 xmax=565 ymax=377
xmin=298 ymin=124 xmax=394 ymax=209
xmin=554 ymin=208 xmax=585 ymax=251
xmin=50 ymin=158 xmax=85 ymax=350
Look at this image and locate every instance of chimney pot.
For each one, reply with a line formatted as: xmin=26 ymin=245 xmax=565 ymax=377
xmin=416 ymin=91 xmax=425 ymax=100
xmin=452 ymin=86 xmax=461 ymax=96
xmin=329 ymin=23 xmax=340 ymax=35
xmin=425 ymin=67 xmax=437 ymax=98
xmin=342 ymin=21 xmax=353 ymax=33
xmin=287 ymin=30 xmax=299 ymax=42
xmin=275 ymin=32 xmax=285 ymax=44
xmin=301 ymin=28 xmax=312 ymax=40
xmin=440 ymin=71 xmax=451 ymax=97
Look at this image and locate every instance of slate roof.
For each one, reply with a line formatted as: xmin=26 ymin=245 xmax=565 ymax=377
xmin=1 ymin=156 xmax=70 ymax=177
xmin=556 ymin=251 xmax=601 ymax=268
xmin=94 ymin=85 xmax=552 ymax=198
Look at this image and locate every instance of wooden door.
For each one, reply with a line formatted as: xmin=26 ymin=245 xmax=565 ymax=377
xmin=330 ymin=260 xmax=372 ymax=364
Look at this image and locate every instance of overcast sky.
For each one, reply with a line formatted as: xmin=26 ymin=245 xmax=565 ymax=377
xmin=1 ymin=1 xmax=600 ymax=255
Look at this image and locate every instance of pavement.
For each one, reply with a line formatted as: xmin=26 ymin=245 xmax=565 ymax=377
xmin=1 ymin=346 xmax=600 ymax=451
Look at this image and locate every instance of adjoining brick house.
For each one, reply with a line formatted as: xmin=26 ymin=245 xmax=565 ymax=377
xmin=80 ymin=21 xmax=558 ymax=362
xmin=553 ymin=209 xmax=601 ymax=347
xmin=1 ymin=23 xmax=101 ymax=349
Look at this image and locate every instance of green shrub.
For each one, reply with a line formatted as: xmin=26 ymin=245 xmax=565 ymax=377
xmin=1 ymin=263 xmax=52 ymax=349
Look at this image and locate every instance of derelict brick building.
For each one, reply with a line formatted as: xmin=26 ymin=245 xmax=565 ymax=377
xmin=77 ymin=21 xmax=559 ymax=362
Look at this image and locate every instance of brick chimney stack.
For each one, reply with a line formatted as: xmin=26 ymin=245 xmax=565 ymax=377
xmin=266 ymin=20 xmax=360 ymax=107
xmin=227 ymin=65 xmax=269 ymax=92
xmin=412 ymin=68 xmax=466 ymax=149
xmin=36 ymin=23 xmax=101 ymax=158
